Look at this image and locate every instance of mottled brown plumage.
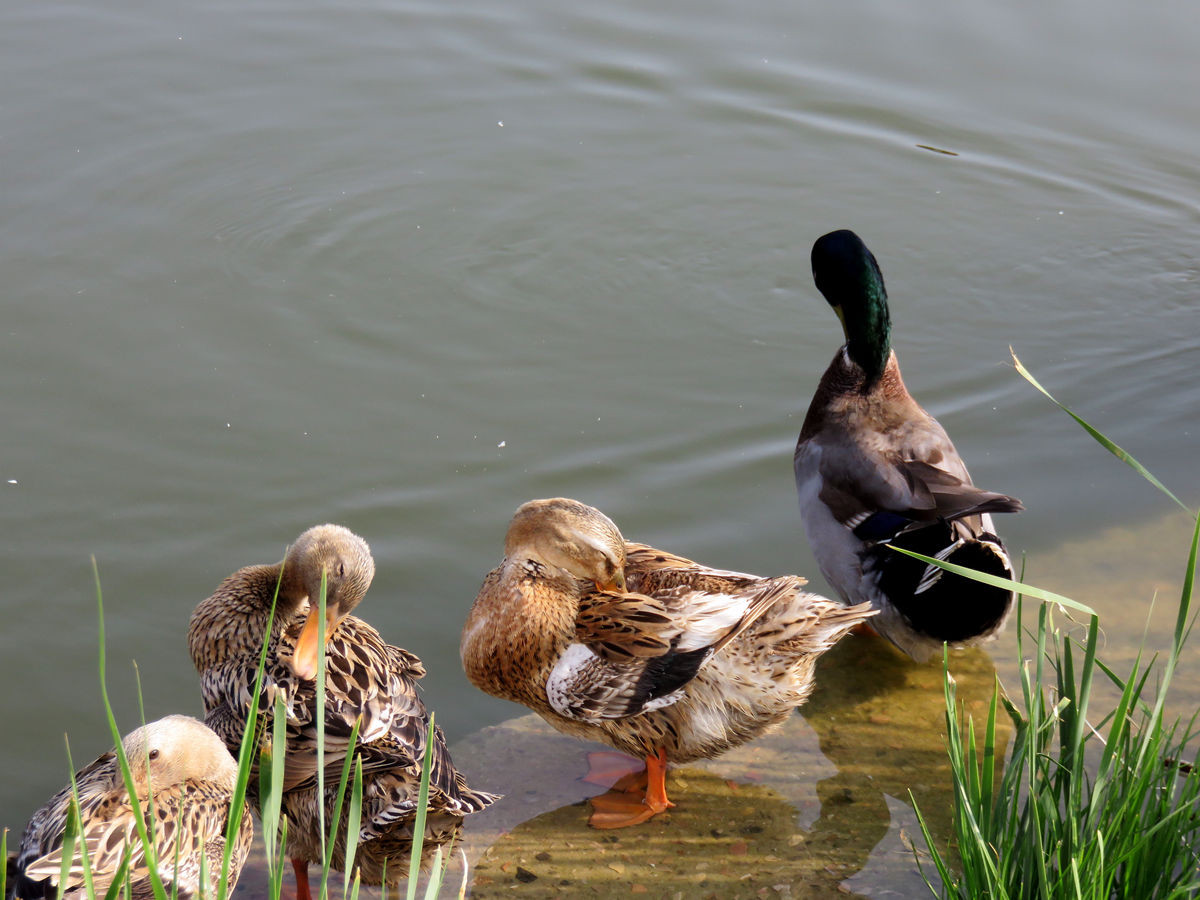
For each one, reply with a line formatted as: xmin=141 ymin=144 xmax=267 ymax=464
xmin=188 ymin=525 xmax=496 ymax=895
xmin=461 ymin=498 xmax=874 ymax=827
xmin=10 ymin=716 xmax=252 ymax=900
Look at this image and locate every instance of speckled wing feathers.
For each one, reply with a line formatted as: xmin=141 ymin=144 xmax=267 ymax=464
xmin=575 ymin=592 xmax=678 ymax=659
xmin=547 ymin=550 xmax=817 ymax=724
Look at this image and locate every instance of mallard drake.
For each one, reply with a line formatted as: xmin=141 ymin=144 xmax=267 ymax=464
xmin=188 ymin=524 xmax=497 ymax=900
xmin=794 ymin=229 xmax=1024 ymax=662
xmin=461 ymin=497 xmax=875 ymax=829
xmin=10 ymin=715 xmax=253 ymax=900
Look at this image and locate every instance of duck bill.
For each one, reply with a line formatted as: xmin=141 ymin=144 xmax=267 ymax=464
xmin=833 ymin=304 xmax=849 ymax=339
xmin=290 ymin=603 xmax=341 ymax=680
xmin=596 ymin=571 xmax=626 ymax=592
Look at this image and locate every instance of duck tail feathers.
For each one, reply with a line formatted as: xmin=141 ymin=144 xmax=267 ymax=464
xmin=876 ymin=530 xmax=1014 ymax=647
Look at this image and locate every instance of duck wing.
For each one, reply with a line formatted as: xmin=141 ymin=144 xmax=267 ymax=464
xmin=547 ymin=551 xmax=795 ymax=722
xmin=809 ymin=430 xmax=1021 ymax=545
xmin=13 ymin=752 xmax=118 ymax=899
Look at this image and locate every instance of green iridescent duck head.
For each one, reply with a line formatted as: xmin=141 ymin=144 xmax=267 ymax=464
xmin=811 ymin=229 xmax=893 ymax=386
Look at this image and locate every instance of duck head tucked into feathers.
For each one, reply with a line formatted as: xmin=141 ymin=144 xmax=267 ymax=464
xmin=281 ymin=524 xmax=375 ymax=680
xmin=504 ymin=498 xmax=627 ymax=591
xmin=12 ymin=715 xmax=252 ymax=900
xmin=812 ymin=229 xmax=892 ymax=386
xmin=119 ymin=714 xmax=238 ymax=797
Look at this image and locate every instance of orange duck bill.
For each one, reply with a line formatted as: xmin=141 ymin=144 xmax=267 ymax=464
xmin=289 ymin=601 xmax=342 ymax=681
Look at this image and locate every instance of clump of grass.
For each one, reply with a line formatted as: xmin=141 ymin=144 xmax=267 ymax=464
xmin=910 ymin=354 xmax=1200 ymax=898
xmin=4 ymin=565 xmax=461 ymax=900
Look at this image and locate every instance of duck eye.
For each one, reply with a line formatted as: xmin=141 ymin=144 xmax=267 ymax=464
xmin=148 ymin=749 xmax=160 ymax=761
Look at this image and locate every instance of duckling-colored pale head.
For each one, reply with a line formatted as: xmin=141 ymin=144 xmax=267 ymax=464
xmin=812 ymin=229 xmax=892 ymax=385
xmin=119 ymin=715 xmax=238 ymax=798
xmin=504 ymin=498 xmax=627 ymax=591
xmin=279 ymin=524 xmax=375 ymax=680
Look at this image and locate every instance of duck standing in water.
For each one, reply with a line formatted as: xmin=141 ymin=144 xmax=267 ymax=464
xmin=794 ymin=229 xmax=1023 ymax=661
xmin=188 ymin=524 xmax=496 ymax=900
xmin=10 ymin=715 xmax=253 ymax=900
xmin=461 ymin=497 xmax=874 ymax=828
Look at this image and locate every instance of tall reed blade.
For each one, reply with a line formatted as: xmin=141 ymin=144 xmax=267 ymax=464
xmin=55 ymin=794 xmax=80 ymax=900
xmin=342 ymin=756 xmax=365 ymax=899
xmin=405 ymin=716 xmax=438 ymax=900
xmin=315 ymin=571 xmax=328 ymax=900
xmin=91 ymin=560 xmax=167 ymax=900
xmin=321 ymin=717 xmax=362 ymax=900
xmin=259 ymin=694 xmax=289 ymax=877
xmin=1011 ymin=349 xmax=1192 ymax=515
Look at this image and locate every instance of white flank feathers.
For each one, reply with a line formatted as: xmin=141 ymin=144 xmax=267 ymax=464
xmin=546 ymin=643 xmax=600 ymax=718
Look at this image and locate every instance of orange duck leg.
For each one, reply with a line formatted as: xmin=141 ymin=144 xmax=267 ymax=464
xmin=291 ymin=858 xmax=313 ymax=900
xmin=587 ymin=747 xmax=675 ymax=829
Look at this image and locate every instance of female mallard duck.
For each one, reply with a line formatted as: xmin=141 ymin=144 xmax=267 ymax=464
xmin=461 ymin=497 xmax=874 ymax=829
xmin=10 ymin=715 xmax=253 ymax=900
xmin=794 ymin=229 xmax=1024 ymax=662
xmin=188 ymin=524 xmax=497 ymax=900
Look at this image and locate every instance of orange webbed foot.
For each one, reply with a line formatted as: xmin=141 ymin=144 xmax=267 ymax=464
xmin=587 ymin=789 xmax=668 ymax=828
xmin=585 ymin=748 xmax=674 ymax=829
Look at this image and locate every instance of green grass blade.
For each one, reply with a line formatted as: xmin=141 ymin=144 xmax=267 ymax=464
xmin=271 ymin=819 xmax=290 ymax=900
xmin=422 ymin=847 xmax=445 ymax=900
xmin=405 ymin=715 xmax=437 ymax=900
xmin=219 ymin=569 xmax=285 ymax=900
xmin=100 ymin=850 xmax=132 ymax=900
xmin=91 ymin=559 xmax=168 ymax=900
xmin=316 ymin=570 xmax=328 ymax=900
xmin=888 ymin=546 xmax=1095 ymax=615
xmin=56 ymin=793 xmax=80 ymax=900
xmin=168 ymin=806 xmax=184 ymax=900
xmin=260 ymin=693 xmax=289 ymax=877
xmin=1012 ymin=350 xmax=1193 ymax=515
xmin=1170 ymin=514 xmax=1199 ymax=662
xmin=909 ymin=792 xmax=955 ymax=896
xmin=342 ymin=755 xmax=365 ymax=899
xmin=322 ymin=717 xmax=362 ymax=900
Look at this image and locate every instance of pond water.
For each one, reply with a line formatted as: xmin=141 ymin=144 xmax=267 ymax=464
xmin=2 ymin=0 xmax=1198 ymax=894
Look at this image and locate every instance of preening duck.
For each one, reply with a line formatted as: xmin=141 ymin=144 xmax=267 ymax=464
xmin=10 ymin=715 xmax=253 ymax=900
xmin=793 ymin=229 xmax=1023 ymax=661
xmin=188 ymin=524 xmax=496 ymax=900
xmin=461 ymin=497 xmax=874 ymax=828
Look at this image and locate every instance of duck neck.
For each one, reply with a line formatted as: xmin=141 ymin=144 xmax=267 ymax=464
xmin=841 ymin=288 xmax=891 ymax=388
